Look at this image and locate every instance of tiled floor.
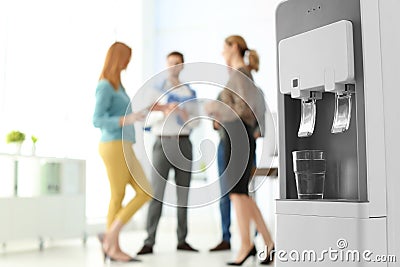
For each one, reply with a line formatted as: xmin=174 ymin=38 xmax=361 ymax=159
xmin=0 ymin=203 xmax=276 ymax=267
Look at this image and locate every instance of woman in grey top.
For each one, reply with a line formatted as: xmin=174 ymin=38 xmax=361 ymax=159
xmin=206 ymin=35 xmax=274 ymax=265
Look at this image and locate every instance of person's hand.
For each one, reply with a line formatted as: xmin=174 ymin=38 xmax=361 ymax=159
xmin=204 ymin=101 xmax=214 ymax=116
xmin=122 ymin=111 xmax=146 ymax=125
xmin=177 ymin=108 xmax=189 ymax=122
xmin=253 ymin=131 xmax=261 ymax=139
xmin=163 ymin=102 xmax=178 ymax=115
xmin=204 ymin=101 xmax=220 ymax=119
xmin=213 ymin=120 xmax=221 ymax=130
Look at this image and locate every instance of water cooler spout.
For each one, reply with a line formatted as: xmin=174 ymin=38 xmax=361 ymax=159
xmin=298 ymin=92 xmax=322 ymax=137
xmin=331 ymin=84 xmax=354 ymax=134
xmin=278 ymin=20 xmax=356 ymax=137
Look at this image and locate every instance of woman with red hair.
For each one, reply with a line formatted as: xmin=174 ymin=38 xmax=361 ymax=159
xmin=93 ymin=42 xmax=152 ymax=262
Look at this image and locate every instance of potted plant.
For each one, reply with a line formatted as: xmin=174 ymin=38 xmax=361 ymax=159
xmin=199 ymin=161 xmax=207 ymax=173
xmin=31 ymin=135 xmax=38 ymax=155
xmin=6 ymin=130 xmax=26 ymax=154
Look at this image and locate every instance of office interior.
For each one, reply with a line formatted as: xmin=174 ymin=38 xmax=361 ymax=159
xmin=0 ymin=0 xmax=399 ymax=266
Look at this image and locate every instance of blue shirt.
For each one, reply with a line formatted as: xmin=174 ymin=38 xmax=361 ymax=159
xmin=144 ymin=80 xmax=199 ymax=136
xmin=93 ymin=79 xmax=136 ymax=143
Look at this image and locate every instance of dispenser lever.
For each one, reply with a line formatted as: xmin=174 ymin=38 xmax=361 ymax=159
xmin=331 ymin=85 xmax=354 ymax=134
xmin=298 ymin=97 xmax=317 ymax=138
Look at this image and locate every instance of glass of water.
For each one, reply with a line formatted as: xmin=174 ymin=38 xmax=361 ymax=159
xmin=292 ymin=150 xmax=326 ymax=199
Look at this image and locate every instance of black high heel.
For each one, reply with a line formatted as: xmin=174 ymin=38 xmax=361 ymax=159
xmin=226 ymin=245 xmax=257 ymax=266
xmin=260 ymin=245 xmax=275 ymax=265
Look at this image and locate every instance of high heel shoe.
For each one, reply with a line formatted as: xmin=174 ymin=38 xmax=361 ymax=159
xmin=260 ymin=245 xmax=275 ymax=265
xmin=100 ymin=234 xmax=141 ymax=263
xmin=97 ymin=233 xmax=105 ymax=244
xmin=226 ymin=245 xmax=257 ymax=266
xmin=104 ymin=253 xmax=141 ymax=263
xmin=102 ymin=247 xmax=142 ymax=263
xmin=97 ymin=233 xmax=107 ymax=262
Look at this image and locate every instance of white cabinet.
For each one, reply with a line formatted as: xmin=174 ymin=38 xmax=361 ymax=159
xmin=0 ymin=154 xmax=86 ymax=247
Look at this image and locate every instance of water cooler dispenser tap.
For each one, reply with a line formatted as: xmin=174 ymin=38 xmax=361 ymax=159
xmin=279 ymin=20 xmax=356 ymax=137
xmin=298 ymin=91 xmax=322 ymax=137
xmin=331 ymin=84 xmax=354 ymax=134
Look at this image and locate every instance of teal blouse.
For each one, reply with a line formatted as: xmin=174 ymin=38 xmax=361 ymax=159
xmin=93 ymin=79 xmax=136 ymax=143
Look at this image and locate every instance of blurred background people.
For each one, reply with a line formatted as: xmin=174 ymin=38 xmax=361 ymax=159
xmin=137 ymin=51 xmax=200 ymax=255
xmin=93 ymin=42 xmax=152 ymax=262
xmin=209 ymin=54 xmax=266 ymax=253
xmin=205 ymin=35 xmax=274 ymax=265
xmin=209 ymin=95 xmax=232 ymax=252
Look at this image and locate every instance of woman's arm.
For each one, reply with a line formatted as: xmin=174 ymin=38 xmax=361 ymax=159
xmin=93 ymin=83 xmax=121 ymax=130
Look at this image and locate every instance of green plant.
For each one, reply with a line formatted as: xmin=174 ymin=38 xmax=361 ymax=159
xmin=6 ymin=130 xmax=26 ymax=144
xmin=199 ymin=162 xmax=207 ymax=173
xmin=31 ymin=135 xmax=38 ymax=144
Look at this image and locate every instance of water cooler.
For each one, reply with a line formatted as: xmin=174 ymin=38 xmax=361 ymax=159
xmin=275 ymin=0 xmax=400 ymax=265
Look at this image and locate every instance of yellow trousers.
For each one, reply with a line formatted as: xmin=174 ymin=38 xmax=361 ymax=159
xmin=99 ymin=140 xmax=152 ymax=229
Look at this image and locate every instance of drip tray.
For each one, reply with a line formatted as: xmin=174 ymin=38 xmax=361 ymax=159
xmin=279 ymin=198 xmax=367 ymax=203
xmin=275 ymin=199 xmax=371 ymax=218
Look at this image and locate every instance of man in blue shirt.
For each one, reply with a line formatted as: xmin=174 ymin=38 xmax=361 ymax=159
xmin=137 ymin=51 xmax=200 ymax=254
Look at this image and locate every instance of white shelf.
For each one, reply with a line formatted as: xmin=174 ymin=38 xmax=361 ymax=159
xmin=0 ymin=154 xmax=86 ymax=245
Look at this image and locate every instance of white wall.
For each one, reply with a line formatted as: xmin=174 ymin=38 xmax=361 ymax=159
xmin=0 ymin=0 xmax=145 ymax=223
xmin=147 ymin=0 xmax=281 ymax=112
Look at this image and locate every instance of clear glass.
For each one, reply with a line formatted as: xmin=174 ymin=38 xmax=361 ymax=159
xmin=292 ymin=150 xmax=326 ymax=199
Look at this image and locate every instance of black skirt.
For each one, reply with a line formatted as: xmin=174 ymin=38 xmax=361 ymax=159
xmin=221 ymin=119 xmax=256 ymax=195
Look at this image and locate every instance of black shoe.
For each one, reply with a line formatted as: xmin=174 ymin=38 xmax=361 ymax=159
xmin=210 ymin=240 xmax=231 ymax=252
xmin=260 ymin=245 xmax=275 ymax=265
xmin=137 ymin=244 xmax=153 ymax=255
xmin=177 ymin=242 xmax=199 ymax=252
xmin=227 ymin=245 xmax=257 ymax=266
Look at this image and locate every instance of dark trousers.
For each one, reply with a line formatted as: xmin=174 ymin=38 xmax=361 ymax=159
xmin=144 ymin=136 xmax=192 ymax=246
xmin=217 ymin=140 xmax=231 ymax=242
